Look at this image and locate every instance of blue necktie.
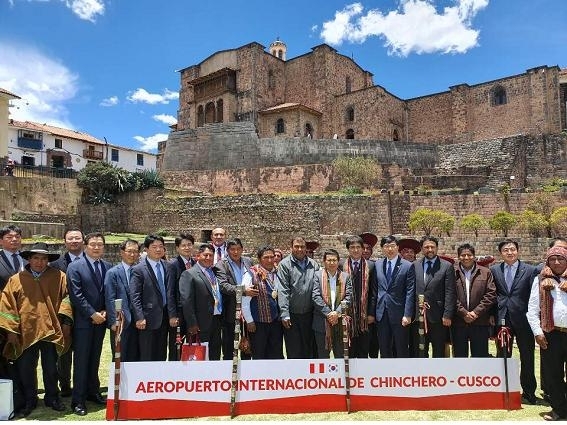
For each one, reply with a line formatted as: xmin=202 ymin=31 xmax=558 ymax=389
xmin=156 ymin=263 xmax=166 ymax=305
xmin=505 ymin=265 xmax=513 ymax=291
xmin=386 ymin=260 xmax=392 ymax=283
xmin=425 ymin=260 xmax=432 ymax=280
xmin=93 ymin=260 xmax=103 ymax=291
xmin=12 ymin=253 xmax=20 ymax=272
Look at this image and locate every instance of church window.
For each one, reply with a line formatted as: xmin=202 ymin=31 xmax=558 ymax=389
xmin=393 ymin=129 xmax=400 ymax=141
xmin=492 ymin=86 xmax=507 ymax=106
xmin=276 ymin=118 xmax=285 ymax=134
xmin=346 ymin=107 xmax=355 ymax=122
xmin=346 ymin=129 xmax=354 ymax=139
xmin=205 ymin=102 xmax=215 ymax=123
xmin=346 ymin=76 xmax=352 ymax=94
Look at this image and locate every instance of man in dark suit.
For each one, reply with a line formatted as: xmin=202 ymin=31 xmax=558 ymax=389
xmin=130 ymin=234 xmax=175 ymax=362
xmin=211 ymin=227 xmax=227 ymax=264
xmin=410 ymin=235 xmax=456 ymax=358
xmin=339 ymin=235 xmax=376 ymax=358
xmin=105 ymin=239 xmax=140 ymax=362
xmin=369 ymin=235 xmax=415 ymax=358
xmin=0 ymin=224 xmax=26 ymax=290
xmin=67 ymin=232 xmax=112 ymax=416
xmin=490 ymin=239 xmax=538 ymax=405
xmin=451 ymin=243 xmax=496 ymax=358
xmin=49 ymin=227 xmax=84 ymax=397
xmin=215 ymin=238 xmax=253 ymax=360
xmin=166 ymin=233 xmax=196 ymax=361
xmin=179 ymin=243 xmax=223 ymax=360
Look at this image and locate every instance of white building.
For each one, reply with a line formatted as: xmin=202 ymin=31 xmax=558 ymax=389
xmin=6 ymin=119 xmax=157 ymax=173
xmin=0 ymin=88 xmax=21 ymax=159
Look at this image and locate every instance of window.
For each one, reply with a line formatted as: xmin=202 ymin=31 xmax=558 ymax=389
xmin=305 ymin=123 xmax=313 ymax=138
xmin=276 ymin=118 xmax=285 ymax=134
xmin=346 ymin=107 xmax=355 ymax=122
xmin=216 ymin=99 xmax=223 ymax=123
xmin=137 ymin=154 xmax=144 ymax=166
xmin=492 ymin=86 xmax=507 ymax=106
xmin=346 ymin=76 xmax=352 ymax=94
xmin=393 ymin=129 xmax=400 ymax=141
xmin=111 ymin=148 xmax=119 ymax=162
xmin=346 ymin=129 xmax=354 ymax=139
xmin=54 ymin=138 xmax=63 ymax=149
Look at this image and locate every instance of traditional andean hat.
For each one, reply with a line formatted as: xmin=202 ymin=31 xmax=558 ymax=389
xmin=305 ymin=241 xmax=320 ymax=252
xmin=476 ymin=255 xmax=495 ymax=267
xmin=398 ymin=238 xmax=421 ymax=253
xmin=359 ymin=232 xmax=378 ymax=248
xmin=20 ymin=242 xmax=60 ymax=262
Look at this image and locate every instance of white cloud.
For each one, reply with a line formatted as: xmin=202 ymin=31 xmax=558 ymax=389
xmin=100 ymin=95 xmax=118 ymax=107
xmin=133 ymin=133 xmax=168 ymax=152
xmin=153 ymin=114 xmax=177 ymax=126
xmin=0 ymin=41 xmax=78 ymax=128
xmin=127 ymin=88 xmax=179 ymax=105
xmin=9 ymin=0 xmax=105 ymax=22
xmin=320 ymin=0 xmax=489 ymax=56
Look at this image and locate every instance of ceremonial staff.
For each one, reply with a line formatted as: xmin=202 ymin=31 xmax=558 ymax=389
xmin=113 ymin=298 xmax=124 ymax=421
xmin=175 ymin=326 xmax=182 ymax=361
xmin=498 ymin=318 xmax=511 ymax=410
xmin=341 ymin=300 xmax=351 ymax=413
xmin=230 ymin=285 xmax=243 ymax=418
xmin=418 ymin=294 xmax=427 ymax=357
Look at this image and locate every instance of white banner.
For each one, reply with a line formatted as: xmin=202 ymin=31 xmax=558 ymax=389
xmin=106 ymin=358 xmax=521 ymax=419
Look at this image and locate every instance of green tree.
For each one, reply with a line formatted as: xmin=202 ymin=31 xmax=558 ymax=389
xmin=526 ymin=193 xmax=556 ymax=237
xmin=77 ymin=162 xmax=163 ymax=204
xmin=489 ymin=211 xmax=517 ymax=237
xmin=550 ymin=206 xmax=567 ymax=236
xmin=517 ymin=210 xmax=548 ymax=237
xmin=332 ymin=155 xmax=379 ymax=193
xmin=459 ymin=214 xmax=488 ymax=237
xmin=408 ymin=208 xmax=455 ymax=236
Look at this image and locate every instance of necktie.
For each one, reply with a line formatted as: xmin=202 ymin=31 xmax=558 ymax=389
xmin=206 ymin=268 xmax=222 ymax=314
xmin=127 ymin=267 xmax=133 ymax=284
xmin=353 ymin=261 xmax=359 ymax=274
xmin=505 ymin=265 xmax=513 ymax=291
xmin=217 ymin=247 xmax=222 ymax=263
xmin=156 ymin=263 xmax=166 ymax=305
xmin=386 ymin=260 xmax=392 ymax=283
xmin=94 ymin=260 xmax=103 ymax=291
xmin=12 ymin=253 xmax=20 ymax=272
xmin=185 ymin=260 xmax=192 ymax=270
xmin=425 ymin=260 xmax=432 ymax=279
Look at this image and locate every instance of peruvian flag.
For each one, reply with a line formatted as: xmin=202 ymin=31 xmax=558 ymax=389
xmin=309 ymin=363 xmax=325 ymax=374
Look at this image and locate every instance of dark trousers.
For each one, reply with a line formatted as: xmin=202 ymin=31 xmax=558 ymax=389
xmin=17 ymin=341 xmax=59 ymax=405
xmin=251 ymin=320 xmax=284 ymax=359
xmin=110 ymin=323 xmax=139 ymax=362
xmin=56 ymin=343 xmax=72 ymax=391
xmin=72 ymin=323 xmax=106 ymax=405
xmin=222 ymin=320 xmax=252 ymax=360
xmin=350 ymin=329 xmax=370 ymax=358
xmin=314 ymin=325 xmax=344 ymax=359
xmin=200 ymin=315 xmax=222 ymax=360
xmin=496 ymin=321 xmax=537 ymax=397
xmin=377 ymin=313 xmax=409 ymax=358
xmin=542 ymin=330 xmax=567 ymax=418
xmin=410 ymin=320 xmax=447 ymax=358
xmin=139 ymin=311 xmax=168 ymax=361
xmin=167 ymin=316 xmax=185 ymax=361
xmin=283 ymin=312 xmax=314 ymax=359
xmin=451 ymin=325 xmax=490 ymax=357
xmin=368 ymin=322 xmax=379 ymax=358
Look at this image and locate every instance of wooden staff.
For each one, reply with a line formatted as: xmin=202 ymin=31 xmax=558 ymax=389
xmin=230 ymin=285 xmax=243 ymax=418
xmin=418 ymin=294 xmax=427 ymax=358
xmin=498 ymin=318 xmax=511 ymax=410
xmin=113 ymin=298 xmax=124 ymax=421
xmin=341 ymin=300 xmax=351 ymax=413
xmin=175 ymin=326 xmax=182 ymax=361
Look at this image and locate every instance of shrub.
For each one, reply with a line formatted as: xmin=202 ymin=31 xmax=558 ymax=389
xmin=332 ymin=155 xmax=379 ymax=192
xmin=489 ymin=211 xmax=517 ymax=237
xmin=409 ymin=208 xmax=455 ymax=236
xmin=550 ymin=206 xmax=567 ymax=236
xmin=460 ymin=214 xmax=488 ymax=237
xmin=517 ymin=210 xmax=548 ymax=237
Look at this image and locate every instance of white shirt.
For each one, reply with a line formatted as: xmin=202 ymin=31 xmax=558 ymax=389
xmin=527 ymin=275 xmax=567 ymax=337
xmin=460 ymin=265 xmax=474 ymax=309
xmin=327 ymin=271 xmax=338 ymax=308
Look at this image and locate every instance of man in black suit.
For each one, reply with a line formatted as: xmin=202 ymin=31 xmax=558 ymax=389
xmin=215 ymin=238 xmax=254 ymax=360
xmin=49 ymin=227 xmax=84 ymax=397
xmin=410 ymin=236 xmax=456 ymax=358
xmin=130 ymin=234 xmax=175 ymax=362
xmin=339 ymin=235 xmax=376 ymax=358
xmin=490 ymin=239 xmax=537 ymax=405
xmin=179 ymin=244 xmax=223 ymax=360
xmin=166 ymin=233 xmax=196 ymax=360
xmin=369 ymin=235 xmax=415 ymax=358
xmin=0 ymin=224 xmax=26 ymax=290
xmin=67 ymin=232 xmax=112 ymax=416
xmin=211 ymin=227 xmax=227 ymax=264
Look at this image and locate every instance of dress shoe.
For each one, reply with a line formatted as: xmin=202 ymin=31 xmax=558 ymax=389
xmin=45 ymin=398 xmax=66 ymax=412
xmin=19 ymin=405 xmax=35 ymax=418
xmin=544 ymin=410 xmax=565 ymax=421
xmin=86 ymin=393 xmax=106 ymax=405
xmin=72 ymin=403 xmax=87 ymax=416
xmin=522 ymin=393 xmax=538 ymax=405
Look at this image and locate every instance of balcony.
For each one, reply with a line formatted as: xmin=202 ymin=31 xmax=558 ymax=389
xmin=83 ymin=149 xmax=104 ymax=160
xmin=17 ymin=137 xmax=43 ymax=150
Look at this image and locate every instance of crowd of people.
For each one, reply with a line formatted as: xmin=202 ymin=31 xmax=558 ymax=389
xmin=0 ymin=223 xmax=566 ymax=421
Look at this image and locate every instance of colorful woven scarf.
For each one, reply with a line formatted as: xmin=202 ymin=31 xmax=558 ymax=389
xmin=345 ymin=259 xmax=369 ymax=335
xmin=250 ymin=265 xmax=276 ymax=323
xmin=321 ymin=270 xmax=346 ymax=350
xmin=538 ymin=266 xmax=567 ymax=333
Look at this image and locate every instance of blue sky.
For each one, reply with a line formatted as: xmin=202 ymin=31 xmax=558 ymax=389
xmin=1 ymin=0 xmax=565 ymax=152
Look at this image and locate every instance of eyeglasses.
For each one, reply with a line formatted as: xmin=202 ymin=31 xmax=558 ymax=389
xmin=87 ymin=243 xmax=104 ymax=248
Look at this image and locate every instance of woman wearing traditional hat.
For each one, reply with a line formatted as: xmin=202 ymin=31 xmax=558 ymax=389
xmin=0 ymin=242 xmax=72 ymax=417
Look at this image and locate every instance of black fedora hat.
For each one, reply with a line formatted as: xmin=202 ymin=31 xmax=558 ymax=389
xmin=20 ymin=242 xmax=60 ymax=262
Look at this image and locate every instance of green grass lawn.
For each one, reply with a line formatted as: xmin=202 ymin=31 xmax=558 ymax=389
xmin=22 ymin=339 xmax=551 ymax=421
